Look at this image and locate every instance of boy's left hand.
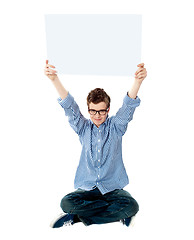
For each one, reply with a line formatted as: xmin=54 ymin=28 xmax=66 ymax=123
xmin=135 ymin=63 xmax=147 ymax=83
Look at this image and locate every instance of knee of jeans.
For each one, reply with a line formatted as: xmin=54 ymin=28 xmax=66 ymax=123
xmin=124 ymin=197 xmax=139 ymax=217
xmin=60 ymin=195 xmax=74 ymax=213
xmin=130 ymin=198 xmax=139 ymax=214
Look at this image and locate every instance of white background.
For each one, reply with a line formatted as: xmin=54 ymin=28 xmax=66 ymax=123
xmin=0 ymin=0 xmax=194 ymax=240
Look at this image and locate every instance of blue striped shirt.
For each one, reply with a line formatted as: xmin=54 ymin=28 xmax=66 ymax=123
xmin=57 ymin=92 xmax=141 ymax=194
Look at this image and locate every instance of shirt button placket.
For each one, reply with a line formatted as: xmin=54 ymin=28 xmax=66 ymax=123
xmin=97 ymin=129 xmax=101 ymax=183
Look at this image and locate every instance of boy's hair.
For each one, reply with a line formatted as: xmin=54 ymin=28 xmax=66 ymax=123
xmin=87 ymin=88 xmax=111 ymax=109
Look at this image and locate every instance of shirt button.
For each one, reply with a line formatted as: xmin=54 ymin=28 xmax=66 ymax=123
xmin=98 ymin=159 xmax=100 ymax=162
xmin=97 ymin=182 xmax=99 ymax=185
xmin=98 ymin=175 xmax=100 ymax=178
xmin=98 ymin=150 xmax=100 ymax=152
xmin=99 ymin=130 xmax=101 ymax=133
xmin=98 ymin=139 xmax=100 ymax=142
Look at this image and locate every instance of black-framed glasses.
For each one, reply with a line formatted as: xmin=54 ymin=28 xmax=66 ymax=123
xmin=88 ymin=109 xmax=109 ymax=115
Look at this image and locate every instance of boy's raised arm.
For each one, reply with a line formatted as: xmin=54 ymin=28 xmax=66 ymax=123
xmin=44 ymin=60 xmax=68 ymax=100
xmin=128 ymin=63 xmax=147 ymax=99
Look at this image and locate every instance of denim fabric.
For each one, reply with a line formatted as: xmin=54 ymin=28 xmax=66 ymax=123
xmin=57 ymin=93 xmax=141 ymax=194
xmin=60 ymin=188 xmax=139 ymax=226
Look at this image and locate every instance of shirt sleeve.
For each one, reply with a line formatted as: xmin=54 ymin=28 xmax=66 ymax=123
xmin=57 ymin=92 xmax=88 ymax=136
xmin=112 ymin=93 xmax=141 ymax=136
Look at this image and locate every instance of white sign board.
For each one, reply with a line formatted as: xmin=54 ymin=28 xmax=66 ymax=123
xmin=45 ymin=14 xmax=142 ymax=76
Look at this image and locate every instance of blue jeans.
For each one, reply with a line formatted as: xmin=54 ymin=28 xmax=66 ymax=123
xmin=60 ymin=187 xmax=139 ymax=226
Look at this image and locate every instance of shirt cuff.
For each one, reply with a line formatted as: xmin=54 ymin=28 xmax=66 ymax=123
xmin=123 ymin=93 xmax=141 ymax=107
xmin=57 ymin=92 xmax=74 ymax=108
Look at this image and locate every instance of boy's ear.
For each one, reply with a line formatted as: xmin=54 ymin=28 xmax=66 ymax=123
xmin=107 ymin=107 xmax=110 ymax=113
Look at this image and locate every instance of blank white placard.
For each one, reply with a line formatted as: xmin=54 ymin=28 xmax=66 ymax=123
xmin=45 ymin=14 xmax=142 ymax=76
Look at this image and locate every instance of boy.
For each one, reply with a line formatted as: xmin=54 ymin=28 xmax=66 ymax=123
xmin=44 ymin=60 xmax=147 ymax=227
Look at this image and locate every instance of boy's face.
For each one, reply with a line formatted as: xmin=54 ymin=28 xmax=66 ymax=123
xmin=88 ymin=102 xmax=110 ymax=128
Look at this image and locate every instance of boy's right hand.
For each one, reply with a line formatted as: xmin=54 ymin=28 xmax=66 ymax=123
xmin=44 ymin=60 xmax=58 ymax=81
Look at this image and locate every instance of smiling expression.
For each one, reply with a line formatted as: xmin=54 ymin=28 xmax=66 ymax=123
xmin=88 ymin=102 xmax=110 ymax=128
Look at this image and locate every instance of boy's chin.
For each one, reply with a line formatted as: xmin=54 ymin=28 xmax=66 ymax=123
xmin=93 ymin=120 xmax=102 ymax=127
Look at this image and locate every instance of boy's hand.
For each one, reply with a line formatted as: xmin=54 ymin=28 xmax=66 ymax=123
xmin=44 ymin=60 xmax=58 ymax=81
xmin=135 ymin=63 xmax=147 ymax=84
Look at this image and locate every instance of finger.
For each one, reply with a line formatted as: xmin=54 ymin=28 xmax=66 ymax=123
xmin=136 ymin=68 xmax=144 ymax=73
xmin=46 ymin=60 xmax=55 ymax=69
xmin=137 ymin=70 xmax=147 ymax=76
xmin=136 ymin=73 xmax=147 ymax=79
xmin=135 ymin=68 xmax=145 ymax=75
xmin=44 ymin=69 xmax=52 ymax=75
xmin=137 ymin=67 xmax=146 ymax=73
xmin=45 ymin=68 xmax=57 ymax=75
xmin=49 ymin=69 xmax=57 ymax=74
xmin=136 ymin=70 xmax=147 ymax=77
xmin=46 ymin=64 xmax=56 ymax=69
xmin=136 ymin=73 xmax=143 ymax=79
xmin=137 ymin=63 xmax=144 ymax=68
xmin=48 ymin=64 xmax=55 ymax=68
xmin=46 ymin=60 xmax=49 ymax=69
xmin=135 ymin=75 xmax=145 ymax=80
